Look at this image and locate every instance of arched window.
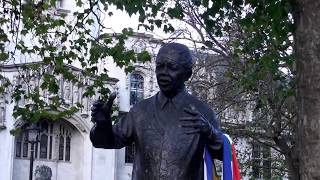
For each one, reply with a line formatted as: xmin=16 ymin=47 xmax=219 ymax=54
xmin=130 ymin=73 xmax=144 ymax=105
xmin=37 ymin=121 xmax=53 ymax=160
xmin=15 ymin=134 xmax=22 ymax=157
xmin=15 ymin=121 xmax=53 ymax=160
xmin=59 ymin=136 xmax=64 ymax=160
xmin=65 ymin=136 xmax=71 ymax=161
xmin=22 ymin=137 xmax=28 ymax=158
xmin=58 ymin=125 xmax=71 ymax=161
xmin=0 ymin=96 xmax=5 ymax=127
xmin=14 ymin=132 xmax=28 ymax=158
xmin=40 ymin=134 xmax=48 ymax=159
xmin=15 ymin=120 xmax=72 ymax=162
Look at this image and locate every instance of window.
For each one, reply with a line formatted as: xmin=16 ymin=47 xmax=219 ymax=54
xmin=56 ymin=0 xmax=63 ymax=8
xmin=22 ymin=137 xmax=28 ymax=158
xmin=40 ymin=134 xmax=48 ymax=159
xmin=65 ymin=136 xmax=71 ymax=161
xmin=130 ymin=73 xmax=144 ymax=105
xmin=59 ymin=136 xmax=64 ymax=160
xmin=0 ymin=96 xmax=5 ymax=127
xmin=38 ymin=121 xmax=53 ymax=160
xmin=49 ymin=136 xmax=53 ymax=159
xmin=252 ymin=142 xmax=271 ymax=179
xmin=125 ymin=142 xmax=135 ymax=163
xmin=15 ymin=135 xmax=22 ymax=157
xmin=15 ymin=120 xmax=72 ymax=162
xmin=58 ymin=124 xmax=71 ymax=161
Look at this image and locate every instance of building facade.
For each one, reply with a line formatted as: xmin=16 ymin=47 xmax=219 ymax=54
xmin=0 ymin=32 xmax=162 ymax=180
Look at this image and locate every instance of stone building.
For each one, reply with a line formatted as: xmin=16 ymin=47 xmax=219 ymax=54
xmin=0 ymin=32 xmax=162 ymax=180
xmin=0 ymin=0 xmax=161 ymax=179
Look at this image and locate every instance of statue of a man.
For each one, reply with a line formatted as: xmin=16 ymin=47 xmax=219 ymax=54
xmin=90 ymin=43 xmax=223 ymax=180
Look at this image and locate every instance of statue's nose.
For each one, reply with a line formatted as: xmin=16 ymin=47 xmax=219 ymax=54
xmin=156 ymin=66 xmax=169 ymax=75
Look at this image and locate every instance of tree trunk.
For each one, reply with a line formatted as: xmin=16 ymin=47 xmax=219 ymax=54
xmin=295 ymin=0 xmax=320 ymax=179
xmin=285 ymin=151 xmax=300 ymax=180
xmin=275 ymin=135 xmax=300 ymax=180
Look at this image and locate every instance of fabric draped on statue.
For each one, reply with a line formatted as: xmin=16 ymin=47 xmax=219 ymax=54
xmin=204 ymin=134 xmax=241 ymax=180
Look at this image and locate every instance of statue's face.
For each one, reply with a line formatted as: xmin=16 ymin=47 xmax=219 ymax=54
xmin=155 ymin=49 xmax=188 ymax=98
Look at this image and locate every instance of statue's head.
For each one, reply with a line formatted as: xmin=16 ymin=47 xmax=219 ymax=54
xmin=155 ymin=43 xmax=193 ymax=98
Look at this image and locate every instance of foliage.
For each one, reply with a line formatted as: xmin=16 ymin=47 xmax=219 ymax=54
xmin=0 ymin=0 xmax=151 ymax=132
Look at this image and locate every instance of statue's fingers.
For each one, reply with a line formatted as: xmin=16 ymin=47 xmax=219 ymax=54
xmin=92 ymin=100 xmax=104 ymax=107
xmin=184 ymin=129 xmax=201 ymax=135
xmin=189 ymin=104 xmax=200 ymax=112
xmin=180 ymin=117 xmax=197 ymax=120
xmin=91 ymin=106 xmax=102 ymax=113
xmin=180 ymin=117 xmax=199 ymax=122
xmin=102 ymin=92 xmax=117 ymax=112
xmin=91 ymin=101 xmax=104 ymax=112
xmin=181 ymin=123 xmax=202 ymax=128
xmin=183 ymin=107 xmax=198 ymax=116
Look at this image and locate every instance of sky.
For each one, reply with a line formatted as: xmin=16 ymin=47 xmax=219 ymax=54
xmin=103 ymin=7 xmax=141 ymax=33
xmin=100 ymin=5 xmax=225 ymax=52
xmin=101 ymin=6 xmax=190 ymax=42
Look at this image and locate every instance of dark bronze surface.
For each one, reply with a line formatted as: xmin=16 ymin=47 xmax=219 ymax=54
xmin=90 ymin=43 xmax=223 ymax=180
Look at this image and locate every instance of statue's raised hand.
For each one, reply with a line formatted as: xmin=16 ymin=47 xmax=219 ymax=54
xmin=180 ymin=105 xmax=218 ymax=138
xmin=91 ymin=92 xmax=117 ymax=126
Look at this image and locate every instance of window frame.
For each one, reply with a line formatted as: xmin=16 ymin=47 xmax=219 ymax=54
xmin=251 ymin=141 xmax=272 ymax=179
xmin=14 ymin=120 xmax=72 ymax=162
xmin=129 ymin=73 xmax=144 ymax=106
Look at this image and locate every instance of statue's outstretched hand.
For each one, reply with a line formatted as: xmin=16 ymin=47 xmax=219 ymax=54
xmin=180 ymin=105 xmax=218 ymax=139
xmin=91 ymin=92 xmax=117 ymax=126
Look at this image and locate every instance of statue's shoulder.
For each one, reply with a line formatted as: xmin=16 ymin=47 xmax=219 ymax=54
xmin=187 ymin=93 xmax=214 ymax=114
xmin=130 ymin=95 xmax=156 ymax=112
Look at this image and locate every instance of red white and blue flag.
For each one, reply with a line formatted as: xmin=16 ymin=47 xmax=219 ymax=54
xmin=204 ymin=134 xmax=241 ymax=180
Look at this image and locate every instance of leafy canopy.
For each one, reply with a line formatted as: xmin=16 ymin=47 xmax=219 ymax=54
xmin=0 ymin=0 xmax=151 ymax=133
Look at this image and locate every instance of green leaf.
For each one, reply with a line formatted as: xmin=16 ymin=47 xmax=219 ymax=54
xmin=154 ymin=20 xmax=162 ymax=28
xmin=87 ymin=19 xmax=94 ymax=25
xmin=0 ymin=52 xmax=9 ymax=61
xmin=0 ymin=33 xmax=8 ymax=41
xmin=137 ymin=50 xmax=151 ymax=62
xmin=167 ymin=5 xmax=184 ymax=19
xmin=192 ymin=0 xmax=201 ymax=6
xmin=76 ymin=0 xmax=83 ymax=7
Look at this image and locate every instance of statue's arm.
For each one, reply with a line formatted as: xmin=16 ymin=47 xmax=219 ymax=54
xmin=206 ymin=112 xmax=223 ymax=160
xmin=180 ymin=106 xmax=223 ymax=159
xmin=90 ymin=122 xmax=116 ymax=148
xmin=89 ymin=93 xmax=134 ymax=149
xmin=90 ymin=112 xmax=134 ymax=149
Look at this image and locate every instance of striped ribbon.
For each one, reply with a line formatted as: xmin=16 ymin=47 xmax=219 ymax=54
xmin=204 ymin=134 xmax=241 ymax=180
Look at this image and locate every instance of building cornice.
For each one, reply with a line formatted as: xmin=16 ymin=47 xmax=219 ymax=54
xmin=0 ymin=62 xmax=119 ymax=84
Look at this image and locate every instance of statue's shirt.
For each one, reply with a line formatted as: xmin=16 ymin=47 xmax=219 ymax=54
xmin=91 ymin=90 xmax=222 ymax=180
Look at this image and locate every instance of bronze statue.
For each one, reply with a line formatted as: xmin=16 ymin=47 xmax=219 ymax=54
xmin=90 ymin=43 xmax=223 ymax=180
